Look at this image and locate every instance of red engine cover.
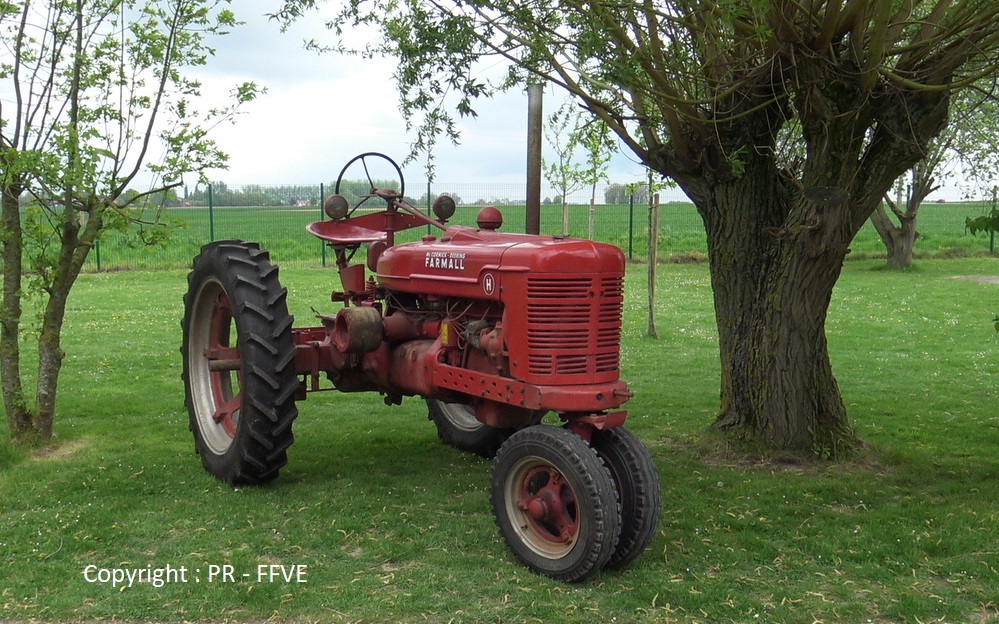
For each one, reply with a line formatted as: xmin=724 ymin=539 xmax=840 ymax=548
xmin=376 ymin=225 xmax=626 ymax=386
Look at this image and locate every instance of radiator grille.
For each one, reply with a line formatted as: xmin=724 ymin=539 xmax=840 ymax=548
xmin=526 ymin=276 xmax=623 ymax=377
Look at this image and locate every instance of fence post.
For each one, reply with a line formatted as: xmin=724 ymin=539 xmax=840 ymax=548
xmin=320 ymin=182 xmax=327 ymax=267
xmin=647 ymin=192 xmax=660 ymax=338
xmin=628 ymin=193 xmax=634 ymax=261
xmin=208 ymin=183 xmax=215 ymax=242
xmin=95 ymin=239 xmax=101 ymax=272
xmin=991 ymin=187 xmax=997 ymax=254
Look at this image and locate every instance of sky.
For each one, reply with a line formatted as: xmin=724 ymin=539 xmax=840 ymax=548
xmin=191 ymin=1 xmax=653 ymax=192
xmin=192 ymin=5 xmax=975 ymax=202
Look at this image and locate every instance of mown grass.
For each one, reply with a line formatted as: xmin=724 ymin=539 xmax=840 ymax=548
xmin=87 ymin=200 xmax=997 ymax=271
xmin=1 ymin=257 xmax=998 ymax=623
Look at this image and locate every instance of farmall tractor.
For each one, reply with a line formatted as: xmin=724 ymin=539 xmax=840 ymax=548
xmin=181 ymin=153 xmax=661 ymax=582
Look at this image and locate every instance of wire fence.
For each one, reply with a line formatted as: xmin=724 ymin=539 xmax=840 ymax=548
xmin=86 ymin=182 xmax=996 ymax=272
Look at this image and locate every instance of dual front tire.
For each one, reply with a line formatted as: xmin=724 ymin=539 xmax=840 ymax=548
xmin=491 ymin=425 xmax=661 ymax=582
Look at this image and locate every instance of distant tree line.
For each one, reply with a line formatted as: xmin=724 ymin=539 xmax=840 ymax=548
xmin=153 ymin=180 xmax=651 ymax=209
xmin=183 ymin=182 xmax=319 ymax=207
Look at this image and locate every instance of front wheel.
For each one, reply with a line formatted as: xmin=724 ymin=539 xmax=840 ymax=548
xmin=181 ymin=240 xmax=299 ymax=484
xmin=591 ymin=427 xmax=661 ymax=569
xmin=490 ymin=426 xmax=621 ymax=582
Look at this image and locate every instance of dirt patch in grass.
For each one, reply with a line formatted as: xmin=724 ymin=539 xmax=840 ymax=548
xmin=31 ymin=437 xmax=90 ymax=461
xmin=952 ymin=275 xmax=999 ymax=283
xmin=662 ymin=431 xmax=890 ymax=477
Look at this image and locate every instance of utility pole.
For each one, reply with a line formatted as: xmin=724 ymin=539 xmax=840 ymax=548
xmin=525 ymin=84 xmax=543 ymax=235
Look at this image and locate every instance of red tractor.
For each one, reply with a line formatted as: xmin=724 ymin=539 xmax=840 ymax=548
xmin=181 ymin=153 xmax=660 ymax=582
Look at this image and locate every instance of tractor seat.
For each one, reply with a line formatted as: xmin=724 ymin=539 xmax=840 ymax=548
xmin=306 ymin=220 xmax=388 ymax=244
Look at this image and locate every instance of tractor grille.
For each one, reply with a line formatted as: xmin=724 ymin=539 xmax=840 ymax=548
xmin=525 ymin=276 xmax=623 ymax=377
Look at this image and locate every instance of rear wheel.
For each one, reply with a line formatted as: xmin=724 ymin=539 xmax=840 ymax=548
xmin=181 ymin=240 xmax=299 ymax=484
xmin=426 ymin=399 xmax=511 ymax=458
xmin=490 ymin=426 xmax=621 ymax=582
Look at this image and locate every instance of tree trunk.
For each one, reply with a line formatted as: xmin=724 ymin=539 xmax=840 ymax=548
xmin=30 ymin=199 xmax=101 ymax=442
xmin=647 ymin=193 xmax=659 ymax=339
xmin=34 ymin=290 xmax=69 ymax=441
xmin=26 ymin=2 xmax=88 ymax=443
xmin=1 ymin=181 xmax=32 ymax=443
xmin=870 ymin=204 xmax=918 ymax=268
xmin=699 ymin=169 xmax=858 ymax=455
xmin=588 ymin=196 xmax=595 ymax=240
xmin=870 ymin=171 xmax=934 ymax=269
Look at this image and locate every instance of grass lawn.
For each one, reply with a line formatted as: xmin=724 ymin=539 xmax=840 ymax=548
xmin=1 ymin=257 xmax=998 ymax=623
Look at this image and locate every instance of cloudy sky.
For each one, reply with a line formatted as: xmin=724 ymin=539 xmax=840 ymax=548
xmin=191 ymin=1 xmax=652 ymax=191
xmin=193 ymin=5 xmax=972 ymax=201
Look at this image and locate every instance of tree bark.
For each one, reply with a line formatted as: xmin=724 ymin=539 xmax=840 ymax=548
xmin=870 ymin=205 xmax=917 ymax=268
xmin=1 ymin=181 xmax=32 ymax=442
xmin=697 ymin=166 xmax=858 ymax=454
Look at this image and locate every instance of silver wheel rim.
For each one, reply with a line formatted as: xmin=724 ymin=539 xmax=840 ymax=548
xmin=188 ymin=278 xmax=239 ymax=455
xmin=440 ymin=402 xmax=484 ymax=433
xmin=502 ymin=455 xmax=580 ymax=560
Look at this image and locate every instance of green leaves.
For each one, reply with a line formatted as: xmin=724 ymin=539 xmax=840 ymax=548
xmin=965 ymin=206 xmax=999 ymax=237
xmin=3 ymin=0 xmax=258 ymax=441
xmin=964 ymin=201 xmax=999 ymax=334
xmin=2 ymin=0 xmax=259 ymax=323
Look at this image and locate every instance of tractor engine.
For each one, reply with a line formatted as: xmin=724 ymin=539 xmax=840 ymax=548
xmin=314 ymin=206 xmax=631 ymax=430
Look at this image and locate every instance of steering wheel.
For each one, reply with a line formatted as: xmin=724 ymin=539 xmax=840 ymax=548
xmin=333 ymin=152 xmax=405 ymax=207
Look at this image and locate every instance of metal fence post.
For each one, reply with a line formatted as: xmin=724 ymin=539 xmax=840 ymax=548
xmin=628 ymin=193 xmax=635 ymax=261
xmin=320 ymin=182 xmax=326 ymax=267
xmin=992 ymin=187 xmax=997 ymax=254
xmin=208 ymin=183 xmax=215 ymax=242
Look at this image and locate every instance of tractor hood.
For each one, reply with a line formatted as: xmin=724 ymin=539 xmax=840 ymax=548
xmin=375 ymin=224 xmax=626 ymax=301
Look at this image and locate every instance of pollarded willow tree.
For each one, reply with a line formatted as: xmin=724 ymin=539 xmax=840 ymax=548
xmin=1 ymin=0 xmax=259 ymax=444
xmin=276 ymin=0 xmax=999 ymax=455
xmin=871 ymin=82 xmax=999 ymax=268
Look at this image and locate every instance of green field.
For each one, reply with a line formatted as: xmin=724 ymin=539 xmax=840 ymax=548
xmin=1 ymin=258 xmax=997 ymax=623
xmin=88 ymin=200 xmax=997 ymax=271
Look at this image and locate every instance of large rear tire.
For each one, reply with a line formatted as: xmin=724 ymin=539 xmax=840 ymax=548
xmin=181 ymin=240 xmax=299 ymax=484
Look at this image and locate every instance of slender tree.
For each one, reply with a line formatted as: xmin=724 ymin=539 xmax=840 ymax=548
xmin=276 ymin=0 xmax=999 ymax=455
xmin=543 ymin=100 xmax=587 ymax=236
xmin=570 ymin=116 xmax=614 ymax=240
xmin=1 ymin=0 xmax=259 ymax=444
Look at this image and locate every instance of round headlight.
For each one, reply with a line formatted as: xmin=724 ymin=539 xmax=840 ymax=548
xmin=432 ymin=195 xmax=457 ymax=221
xmin=324 ymin=194 xmax=350 ymax=220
